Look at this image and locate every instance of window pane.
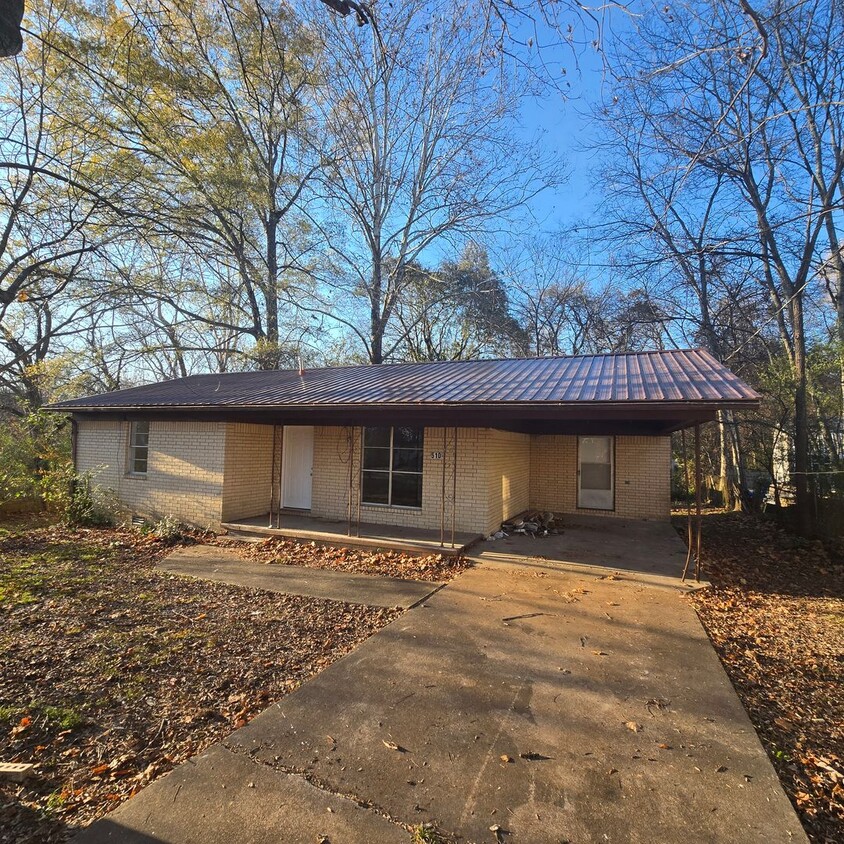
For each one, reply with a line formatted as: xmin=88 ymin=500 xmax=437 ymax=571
xmin=393 ymin=427 xmax=423 ymax=448
xmin=134 ymin=421 xmax=150 ymax=435
xmin=362 ymin=470 xmax=389 ymax=504
xmin=133 ymin=432 xmax=149 ymax=447
xmin=364 ymin=427 xmax=391 ymax=448
xmin=581 ymin=463 xmax=611 ymax=490
xmin=133 ymin=455 xmax=148 ymax=474
xmin=580 ymin=436 xmax=610 ymax=464
xmin=363 ymin=447 xmax=391 ymax=470
xmin=392 ymin=447 xmax=423 ymax=472
xmin=391 ymin=472 xmax=423 ymax=507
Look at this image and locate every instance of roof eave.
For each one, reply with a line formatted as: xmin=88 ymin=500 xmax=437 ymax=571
xmin=48 ymin=398 xmax=760 ymax=414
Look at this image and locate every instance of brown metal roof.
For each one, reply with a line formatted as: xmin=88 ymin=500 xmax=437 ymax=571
xmin=49 ymin=349 xmax=759 ymax=412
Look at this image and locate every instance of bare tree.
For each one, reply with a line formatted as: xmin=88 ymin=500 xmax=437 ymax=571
xmin=595 ymin=0 xmax=844 ymax=531
xmin=306 ymin=0 xmax=563 ymax=363
xmin=0 ymin=9 xmax=123 ymax=411
xmin=52 ymin=0 xmax=325 ymax=370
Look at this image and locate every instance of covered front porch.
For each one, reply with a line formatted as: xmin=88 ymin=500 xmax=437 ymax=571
xmin=220 ymin=511 xmax=482 ymax=556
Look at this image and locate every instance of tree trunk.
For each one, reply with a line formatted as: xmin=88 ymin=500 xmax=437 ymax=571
xmin=837 ymin=259 xmax=844 ymax=434
xmin=717 ymin=410 xmax=742 ymax=510
xmin=791 ymin=295 xmax=814 ymax=535
xmin=370 ymin=261 xmax=384 ymax=364
xmin=263 ymin=212 xmax=281 ymax=370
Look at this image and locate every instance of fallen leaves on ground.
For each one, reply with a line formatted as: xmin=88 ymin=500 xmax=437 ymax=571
xmin=0 ymin=522 xmax=400 ymax=843
xmin=211 ymin=535 xmax=472 ymax=582
xmin=682 ymin=512 xmax=843 ymax=844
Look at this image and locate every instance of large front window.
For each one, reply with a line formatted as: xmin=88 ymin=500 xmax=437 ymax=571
xmin=362 ymin=427 xmax=424 ymax=508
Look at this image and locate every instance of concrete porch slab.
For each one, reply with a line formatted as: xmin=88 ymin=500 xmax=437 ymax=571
xmin=471 ymin=514 xmax=699 ymax=587
xmin=161 ymin=544 xmax=442 ymax=609
xmin=221 ymin=512 xmax=481 ymax=557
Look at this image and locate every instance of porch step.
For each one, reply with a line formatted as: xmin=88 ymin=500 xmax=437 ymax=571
xmin=220 ymin=521 xmax=479 ymax=557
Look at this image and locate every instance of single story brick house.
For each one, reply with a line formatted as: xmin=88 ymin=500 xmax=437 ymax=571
xmin=48 ymin=350 xmax=759 ymax=548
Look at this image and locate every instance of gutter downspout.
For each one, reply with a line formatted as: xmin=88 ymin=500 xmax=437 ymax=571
xmin=70 ymin=418 xmax=78 ymax=472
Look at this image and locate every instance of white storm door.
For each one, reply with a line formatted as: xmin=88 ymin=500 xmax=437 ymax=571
xmin=578 ymin=436 xmax=614 ymax=510
xmin=281 ymin=426 xmax=314 ymax=510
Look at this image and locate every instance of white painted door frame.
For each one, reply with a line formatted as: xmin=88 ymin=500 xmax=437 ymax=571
xmin=577 ymin=435 xmax=614 ymax=510
xmin=281 ymin=425 xmax=314 ymax=510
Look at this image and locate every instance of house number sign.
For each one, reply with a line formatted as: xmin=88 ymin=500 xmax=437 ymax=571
xmin=430 ymin=451 xmax=444 ymax=460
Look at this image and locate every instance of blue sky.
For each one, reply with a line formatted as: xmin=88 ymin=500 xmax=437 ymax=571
xmin=508 ymin=8 xmax=636 ymax=239
xmin=521 ymin=88 xmax=600 ymax=233
xmin=494 ymin=12 xmax=632 ymax=250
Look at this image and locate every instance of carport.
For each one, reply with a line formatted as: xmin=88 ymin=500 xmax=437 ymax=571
xmin=471 ymin=513 xmax=696 ymax=586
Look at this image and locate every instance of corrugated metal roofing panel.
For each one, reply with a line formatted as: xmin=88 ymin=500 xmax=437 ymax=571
xmin=47 ymin=349 xmax=761 ymax=411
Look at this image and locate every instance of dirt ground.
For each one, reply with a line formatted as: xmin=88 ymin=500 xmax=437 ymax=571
xmin=685 ymin=511 xmax=844 ymax=844
xmin=209 ymin=533 xmax=473 ymax=582
xmin=0 ymin=520 xmax=400 ymax=844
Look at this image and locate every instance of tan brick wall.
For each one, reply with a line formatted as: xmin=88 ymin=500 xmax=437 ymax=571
xmin=529 ymin=434 xmax=671 ymax=520
xmin=75 ymin=418 xmax=123 ymax=495
xmin=76 ymin=418 xmax=226 ymax=528
xmin=311 ymin=426 xmax=495 ymax=534
xmin=76 ymin=419 xmax=671 ymax=533
xmin=484 ymin=429 xmax=531 ymax=533
xmin=221 ymin=423 xmax=274 ymax=522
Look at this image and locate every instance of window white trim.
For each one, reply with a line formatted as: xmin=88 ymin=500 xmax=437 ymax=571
xmin=127 ymin=421 xmax=150 ymax=476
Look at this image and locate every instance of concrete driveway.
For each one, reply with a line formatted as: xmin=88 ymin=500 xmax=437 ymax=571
xmin=76 ymin=534 xmax=806 ymax=843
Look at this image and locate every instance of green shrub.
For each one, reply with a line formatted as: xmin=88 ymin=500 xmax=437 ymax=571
xmin=41 ymin=464 xmax=115 ymax=527
xmin=0 ymin=410 xmax=70 ymax=503
xmin=135 ymin=515 xmax=187 ymax=542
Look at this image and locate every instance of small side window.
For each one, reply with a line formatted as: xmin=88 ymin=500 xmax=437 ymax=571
xmin=129 ymin=421 xmax=149 ymax=475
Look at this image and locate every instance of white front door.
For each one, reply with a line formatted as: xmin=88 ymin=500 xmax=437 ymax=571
xmin=578 ymin=436 xmax=614 ymax=510
xmin=281 ymin=426 xmax=314 ymax=510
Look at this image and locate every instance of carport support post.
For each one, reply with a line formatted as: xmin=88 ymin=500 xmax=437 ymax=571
xmin=347 ymin=426 xmax=354 ymax=536
xmin=681 ymin=427 xmax=694 ymax=582
xmin=694 ymin=423 xmax=703 ymax=582
xmin=356 ymin=426 xmax=363 ymax=536
xmin=451 ymin=426 xmax=457 ymax=548
xmin=269 ymin=424 xmax=278 ymax=529
xmin=440 ymin=428 xmax=446 ymax=547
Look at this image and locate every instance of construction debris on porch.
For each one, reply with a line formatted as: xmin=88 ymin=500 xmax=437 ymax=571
xmin=489 ymin=510 xmax=563 ymax=540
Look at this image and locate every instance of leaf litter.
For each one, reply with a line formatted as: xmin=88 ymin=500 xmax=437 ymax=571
xmin=0 ymin=522 xmax=400 ymax=843
xmin=683 ymin=512 xmax=843 ymax=844
xmin=211 ymin=535 xmax=472 ymax=582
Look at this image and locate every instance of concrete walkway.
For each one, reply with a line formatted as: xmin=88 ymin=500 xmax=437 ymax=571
xmin=160 ymin=545 xmax=442 ymax=609
xmin=77 ymin=554 xmax=807 ymax=843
